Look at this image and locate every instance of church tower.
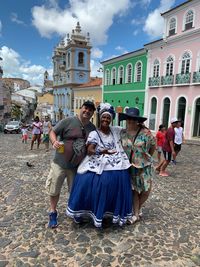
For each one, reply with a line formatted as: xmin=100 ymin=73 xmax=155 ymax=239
xmin=52 ymin=22 xmax=92 ymax=120
xmin=52 ymin=22 xmax=91 ymax=87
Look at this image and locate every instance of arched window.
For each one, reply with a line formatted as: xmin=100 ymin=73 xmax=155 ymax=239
xmin=153 ymin=59 xmax=160 ymax=77
xmin=67 ymin=52 xmax=71 ymax=67
xmin=149 ymin=97 xmax=157 ymax=130
xmin=177 ymin=97 xmax=186 ymax=124
xmin=193 ymin=98 xmax=200 ymax=137
xmin=118 ymin=66 xmax=124 ymax=84
xmin=111 ymin=67 xmax=116 ymax=85
xmin=162 ymin=97 xmax=170 ymax=128
xmin=169 ymin=17 xmax=176 ymax=36
xmin=181 ymin=52 xmax=191 ymax=74
xmin=166 ymin=56 xmax=174 ymax=76
xmin=185 ymin=10 xmax=194 ymax=30
xmin=135 ymin=61 xmax=142 ymax=82
xmin=78 ymin=52 xmax=84 ymax=66
xmin=126 ymin=64 xmax=132 ymax=83
xmin=105 ymin=69 xmax=110 ymax=85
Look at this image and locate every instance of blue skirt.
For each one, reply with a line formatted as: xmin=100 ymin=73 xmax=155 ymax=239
xmin=66 ymin=169 xmax=133 ymax=227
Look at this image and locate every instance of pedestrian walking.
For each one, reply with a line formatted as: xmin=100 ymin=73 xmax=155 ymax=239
xmin=30 ymin=116 xmax=42 ymax=150
xmin=21 ymin=124 xmax=28 ymax=144
xmin=156 ymin=117 xmax=178 ymax=177
xmin=174 ymin=120 xmax=185 ymax=161
xmin=42 ymin=115 xmax=52 ymax=152
xmin=46 ymin=101 xmax=96 ymax=228
xmin=66 ymin=103 xmax=132 ymax=228
xmin=120 ymin=107 xmax=156 ymax=223
xmin=156 ymin=124 xmax=166 ymax=163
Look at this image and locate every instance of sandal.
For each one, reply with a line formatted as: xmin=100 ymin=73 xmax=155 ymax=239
xmin=127 ymin=215 xmax=139 ymax=224
xmin=159 ymin=171 xmax=169 ymax=177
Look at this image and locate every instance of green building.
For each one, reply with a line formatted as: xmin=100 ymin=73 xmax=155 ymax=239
xmin=101 ymin=48 xmax=147 ymax=125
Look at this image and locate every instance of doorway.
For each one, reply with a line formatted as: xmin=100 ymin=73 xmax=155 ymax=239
xmin=193 ymin=98 xmax=200 ymax=137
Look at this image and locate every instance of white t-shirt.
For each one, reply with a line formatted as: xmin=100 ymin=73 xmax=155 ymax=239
xmin=174 ymin=127 xmax=183 ymax=145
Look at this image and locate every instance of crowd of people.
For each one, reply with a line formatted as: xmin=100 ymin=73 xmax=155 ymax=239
xmin=21 ymin=115 xmax=52 ymax=151
xmin=24 ymin=101 xmax=184 ymax=229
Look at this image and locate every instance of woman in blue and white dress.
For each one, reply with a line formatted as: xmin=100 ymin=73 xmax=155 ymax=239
xmin=66 ymin=103 xmax=133 ymax=228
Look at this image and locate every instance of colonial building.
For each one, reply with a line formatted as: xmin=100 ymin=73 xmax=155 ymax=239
xmin=52 ymin=22 xmax=92 ymax=121
xmin=73 ymin=77 xmax=102 ymax=125
xmin=145 ymin=0 xmax=200 ymax=139
xmin=101 ymin=49 xmax=147 ymax=125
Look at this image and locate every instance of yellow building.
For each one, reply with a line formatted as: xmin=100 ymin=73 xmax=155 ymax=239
xmin=73 ymin=77 xmax=102 ymax=126
xmin=35 ymin=91 xmax=54 ymax=120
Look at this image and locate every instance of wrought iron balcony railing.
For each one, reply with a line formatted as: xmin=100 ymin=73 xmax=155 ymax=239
xmin=161 ymin=75 xmax=174 ymax=86
xmin=175 ymin=73 xmax=191 ymax=85
xmin=192 ymin=71 xmax=200 ymax=84
xmin=148 ymin=77 xmax=160 ymax=87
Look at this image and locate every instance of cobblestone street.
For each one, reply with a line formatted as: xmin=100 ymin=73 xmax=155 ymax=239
xmin=0 ymin=133 xmax=200 ymax=267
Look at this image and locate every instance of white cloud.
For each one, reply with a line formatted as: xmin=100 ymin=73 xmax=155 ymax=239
xmin=143 ymin=0 xmax=175 ymax=38
xmin=133 ymin=29 xmax=139 ymax=36
xmin=32 ymin=0 xmax=131 ymax=45
xmin=91 ymin=48 xmax=103 ymax=59
xmin=140 ymin=0 xmax=151 ymax=6
xmin=90 ymin=59 xmax=103 ymax=78
xmin=115 ymin=46 xmax=129 ymax=54
xmin=0 ymin=46 xmax=52 ymax=85
xmin=10 ymin=13 xmax=26 ymax=25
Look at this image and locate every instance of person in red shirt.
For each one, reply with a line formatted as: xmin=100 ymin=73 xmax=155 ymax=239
xmin=155 ymin=118 xmax=178 ymax=177
xmin=156 ymin=124 xmax=166 ymax=163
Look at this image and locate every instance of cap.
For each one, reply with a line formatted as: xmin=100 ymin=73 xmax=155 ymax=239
xmin=170 ymin=117 xmax=179 ymax=124
xmin=82 ymin=100 xmax=96 ymax=111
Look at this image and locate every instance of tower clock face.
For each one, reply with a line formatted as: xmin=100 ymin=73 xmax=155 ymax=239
xmin=78 ymin=72 xmax=85 ymax=79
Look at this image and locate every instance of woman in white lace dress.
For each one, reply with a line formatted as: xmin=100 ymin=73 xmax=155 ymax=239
xmin=66 ymin=103 xmax=133 ymax=228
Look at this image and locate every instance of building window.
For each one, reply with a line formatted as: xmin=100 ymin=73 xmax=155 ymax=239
xmin=126 ymin=64 xmax=132 ymax=83
xmin=162 ymin=97 xmax=170 ymax=128
xmin=105 ymin=69 xmax=110 ymax=85
xmin=166 ymin=56 xmax=174 ymax=76
xmin=153 ymin=59 xmax=160 ymax=77
xmin=111 ymin=67 xmax=116 ymax=85
xmin=135 ymin=61 xmax=142 ymax=82
xmin=168 ymin=17 xmax=176 ymax=36
xmin=149 ymin=97 xmax=157 ymax=130
xmin=67 ymin=52 xmax=70 ymax=67
xmin=177 ymin=97 xmax=186 ymax=124
xmin=197 ymin=52 xmax=200 ymax=72
xmin=185 ymin=10 xmax=194 ymax=30
xmin=118 ymin=66 xmax=124 ymax=84
xmin=78 ymin=52 xmax=84 ymax=66
xmin=181 ymin=52 xmax=191 ymax=74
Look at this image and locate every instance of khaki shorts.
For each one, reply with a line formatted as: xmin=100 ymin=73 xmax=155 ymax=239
xmin=46 ymin=162 xmax=76 ymax=196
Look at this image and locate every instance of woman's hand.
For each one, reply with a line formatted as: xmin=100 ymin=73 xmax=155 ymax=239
xmin=101 ymin=149 xmax=117 ymax=155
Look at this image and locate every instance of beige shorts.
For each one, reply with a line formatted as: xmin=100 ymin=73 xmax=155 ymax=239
xmin=46 ymin=162 xmax=76 ymax=196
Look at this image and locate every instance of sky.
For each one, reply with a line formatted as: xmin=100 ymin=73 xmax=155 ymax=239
xmin=0 ymin=0 xmax=186 ymax=86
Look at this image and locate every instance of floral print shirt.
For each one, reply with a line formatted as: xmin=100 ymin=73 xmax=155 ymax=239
xmin=121 ymin=127 xmax=156 ymax=168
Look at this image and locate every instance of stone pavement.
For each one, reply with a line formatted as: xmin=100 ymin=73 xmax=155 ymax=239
xmin=0 ymin=133 xmax=200 ymax=267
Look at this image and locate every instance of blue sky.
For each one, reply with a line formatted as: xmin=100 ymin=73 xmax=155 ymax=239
xmin=0 ymin=0 xmax=186 ymax=85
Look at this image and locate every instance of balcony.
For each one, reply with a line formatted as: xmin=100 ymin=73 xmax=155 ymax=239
xmin=148 ymin=77 xmax=160 ymax=87
xmin=161 ymin=75 xmax=174 ymax=86
xmin=175 ymin=73 xmax=191 ymax=85
xmin=193 ymin=71 xmax=200 ymax=84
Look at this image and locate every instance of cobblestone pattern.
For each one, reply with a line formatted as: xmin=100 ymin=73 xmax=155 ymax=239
xmin=0 ymin=134 xmax=200 ymax=267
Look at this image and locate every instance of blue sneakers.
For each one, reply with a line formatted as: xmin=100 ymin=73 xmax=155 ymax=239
xmin=48 ymin=211 xmax=58 ymax=228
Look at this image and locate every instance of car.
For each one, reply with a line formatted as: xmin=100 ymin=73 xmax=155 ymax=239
xmin=4 ymin=121 xmax=21 ymax=134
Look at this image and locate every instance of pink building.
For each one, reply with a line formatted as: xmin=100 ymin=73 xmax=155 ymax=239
xmin=144 ymin=0 xmax=200 ymax=140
